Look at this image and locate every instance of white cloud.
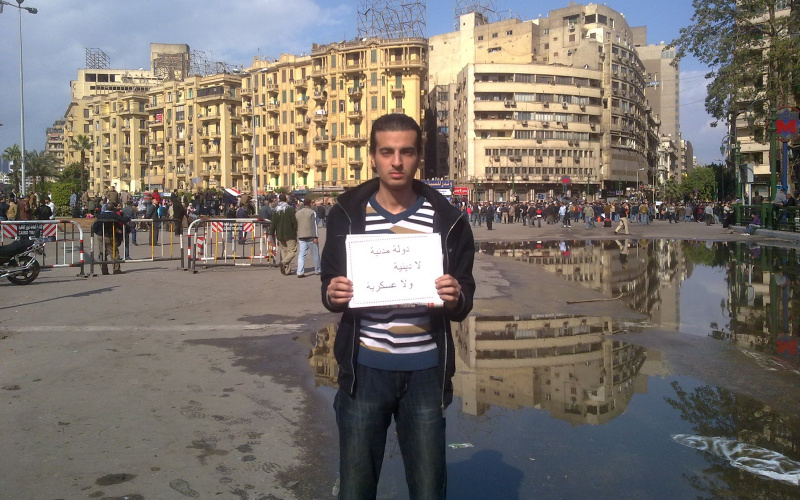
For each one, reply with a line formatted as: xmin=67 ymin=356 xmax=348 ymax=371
xmin=0 ymin=0 xmax=351 ymax=153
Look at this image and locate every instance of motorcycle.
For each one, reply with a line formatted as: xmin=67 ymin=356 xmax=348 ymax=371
xmin=0 ymin=237 xmax=45 ymax=285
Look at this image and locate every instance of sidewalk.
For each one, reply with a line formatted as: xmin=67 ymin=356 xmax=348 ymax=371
xmin=466 ymin=216 xmax=800 ymax=245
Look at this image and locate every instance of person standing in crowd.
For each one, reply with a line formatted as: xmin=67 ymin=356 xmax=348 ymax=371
xmin=121 ymin=199 xmax=138 ymax=257
xmin=316 ymin=201 xmax=327 ymax=228
xmin=93 ymin=201 xmax=130 ymax=275
xmin=144 ymin=197 xmax=160 ymax=245
xmin=105 ymin=185 xmax=120 ymax=206
xmin=321 ymin=113 xmax=475 ymax=500
xmin=270 ymin=193 xmax=297 ymax=275
xmin=0 ymin=195 xmax=8 ymax=221
xmin=485 ymin=202 xmax=495 ymax=230
xmin=295 ymin=198 xmax=320 ymax=278
xmin=171 ymin=192 xmax=186 ymax=236
xmin=584 ymin=202 xmax=595 ymax=230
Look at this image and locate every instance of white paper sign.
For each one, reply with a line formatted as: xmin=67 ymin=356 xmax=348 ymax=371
xmin=346 ymin=233 xmax=444 ymax=308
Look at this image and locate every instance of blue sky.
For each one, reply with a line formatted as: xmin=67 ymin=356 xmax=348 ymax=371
xmin=0 ymin=0 xmax=722 ymax=166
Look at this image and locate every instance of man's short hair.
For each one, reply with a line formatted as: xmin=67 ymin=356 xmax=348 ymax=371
xmin=279 ymin=193 xmax=287 ymax=202
xmin=303 ymin=198 xmax=312 ymax=206
xmin=369 ymin=113 xmax=422 ymax=156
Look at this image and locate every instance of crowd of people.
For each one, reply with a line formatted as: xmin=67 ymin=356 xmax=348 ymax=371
xmin=453 ymin=198 xmax=754 ymax=232
xmin=0 ymin=191 xmax=56 ymax=221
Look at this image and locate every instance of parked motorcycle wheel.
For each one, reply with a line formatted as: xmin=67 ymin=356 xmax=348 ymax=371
xmin=7 ymin=256 xmax=40 ymax=285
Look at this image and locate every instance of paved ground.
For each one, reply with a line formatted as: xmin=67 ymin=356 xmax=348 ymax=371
xmin=1 ymin=217 xmax=798 ymax=499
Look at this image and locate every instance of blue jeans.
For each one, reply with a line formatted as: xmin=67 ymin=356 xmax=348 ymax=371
xmin=335 ymin=364 xmax=446 ymax=500
xmin=297 ymin=237 xmax=320 ymax=275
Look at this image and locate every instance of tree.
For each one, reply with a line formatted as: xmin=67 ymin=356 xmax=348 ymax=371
xmin=681 ymin=165 xmax=718 ymax=201
xmin=2 ymin=144 xmax=22 ymax=192
xmin=59 ymin=162 xmax=85 ymax=190
xmin=69 ymin=135 xmax=93 ymax=193
xmin=663 ymin=177 xmax=682 ymax=202
xmin=669 ymin=0 xmax=799 ymax=127
xmin=25 ymin=150 xmax=60 ymax=193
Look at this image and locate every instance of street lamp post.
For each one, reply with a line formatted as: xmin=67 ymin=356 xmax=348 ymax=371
xmin=635 ymin=167 xmax=645 ymax=202
xmin=1 ymin=0 xmax=38 ymax=196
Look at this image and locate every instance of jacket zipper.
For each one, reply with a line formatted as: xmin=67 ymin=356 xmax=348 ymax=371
xmin=440 ymin=214 xmax=462 ymax=414
xmin=339 ymin=204 xmax=360 ymax=396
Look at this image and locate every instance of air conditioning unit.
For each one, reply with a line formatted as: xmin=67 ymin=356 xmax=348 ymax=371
xmin=493 ymin=156 xmax=500 ymax=161
xmin=521 ymin=120 xmax=529 ymax=127
xmin=543 ymin=122 xmax=550 ymax=128
xmin=543 ymin=102 xmax=550 ymax=108
xmin=562 ymin=102 xmax=568 ymax=109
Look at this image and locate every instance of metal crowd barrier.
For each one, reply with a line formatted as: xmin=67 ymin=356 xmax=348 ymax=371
xmin=89 ymin=218 xmax=184 ymax=276
xmin=735 ymin=204 xmax=800 ymax=232
xmin=1 ymin=219 xmax=86 ymax=277
xmin=187 ymin=218 xmax=276 ymax=273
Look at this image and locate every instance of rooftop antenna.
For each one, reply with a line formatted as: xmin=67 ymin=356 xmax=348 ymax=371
xmin=357 ymin=0 xmax=426 ymax=38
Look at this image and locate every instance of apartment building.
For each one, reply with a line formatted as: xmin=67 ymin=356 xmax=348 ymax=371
xmin=306 ymin=37 xmax=427 ymax=192
xmin=64 ymin=39 xmax=427 ymax=196
xmin=428 ymin=5 xmax=656 ymax=201
xmin=45 ymin=118 xmax=66 ymax=171
xmin=730 ymin=1 xmax=795 ymax=197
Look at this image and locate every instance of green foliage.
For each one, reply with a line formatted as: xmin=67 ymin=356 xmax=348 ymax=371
xmin=2 ymin=144 xmax=22 ymax=191
xmin=24 ymin=150 xmax=60 ymax=193
xmin=680 ymin=165 xmax=718 ymax=200
xmin=49 ymin=182 xmax=74 ymax=208
xmin=669 ymin=0 xmax=800 ymax=127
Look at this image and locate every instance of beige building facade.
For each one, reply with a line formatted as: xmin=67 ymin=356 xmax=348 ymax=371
xmin=428 ymin=6 xmax=657 ymax=201
xmin=64 ymin=39 xmax=427 ymax=196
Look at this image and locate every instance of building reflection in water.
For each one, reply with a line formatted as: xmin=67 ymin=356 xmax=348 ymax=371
xmin=308 ymin=314 xmax=655 ymax=426
xmin=479 ymin=239 xmax=800 ymax=368
xmin=452 ymin=314 xmax=647 ymax=425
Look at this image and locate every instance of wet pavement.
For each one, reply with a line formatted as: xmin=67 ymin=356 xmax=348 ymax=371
xmin=1 ymin=219 xmax=799 ymax=499
xmin=307 ymin=238 xmax=800 ymax=499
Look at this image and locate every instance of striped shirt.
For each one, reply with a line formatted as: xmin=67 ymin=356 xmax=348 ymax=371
xmin=358 ymin=194 xmax=438 ymax=371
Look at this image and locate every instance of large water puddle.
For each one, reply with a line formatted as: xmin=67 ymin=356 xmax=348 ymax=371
xmin=307 ymin=240 xmax=800 ymax=498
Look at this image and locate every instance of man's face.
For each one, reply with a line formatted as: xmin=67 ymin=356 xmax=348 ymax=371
xmin=371 ymin=130 xmax=419 ymax=191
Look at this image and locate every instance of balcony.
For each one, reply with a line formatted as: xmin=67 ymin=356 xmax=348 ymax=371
xmin=293 ymin=78 xmax=308 ymax=89
xmin=348 ymin=157 xmax=364 ymax=167
xmin=347 ymin=109 xmax=363 ymax=120
xmin=295 ymin=141 xmax=310 ymax=151
xmin=313 ymin=90 xmax=326 ymax=101
xmin=148 ymin=119 xmax=164 ymax=128
xmin=201 ymin=149 xmax=222 ymax=158
xmin=264 ymin=83 xmax=278 ymax=92
xmin=348 ymin=86 xmax=363 ymax=99
xmin=295 ymin=120 xmax=310 ymax=130
xmin=267 ymin=163 xmax=280 ymax=173
xmin=314 ymin=159 xmax=328 ymax=168
xmin=146 ymin=102 xmax=163 ymax=111
xmin=241 ymin=88 xmax=254 ymax=96
xmin=296 ymin=163 xmax=310 ymax=172
xmin=341 ymin=62 xmax=366 ymax=74
xmin=391 ymin=108 xmax=405 ymax=114
xmin=385 ymin=58 xmax=425 ymax=70
xmin=267 ymin=145 xmax=280 ymax=153
xmin=295 ymin=98 xmax=309 ymax=108
xmin=314 ymin=135 xmax=330 ymax=145
xmin=313 ymin=111 xmax=328 ymax=123
xmin=390 ymin=85 xmax=405 ymax=96
xmin=266 ymin=103 xmax=280 ymax=113
xmin=340 ymin=134 xmax=367 ymax=144
xmin=265 ymin=124 xmax=278 ymax=133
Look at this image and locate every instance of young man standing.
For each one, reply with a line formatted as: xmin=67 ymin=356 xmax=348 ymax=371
xmin=321 ymin=114 xmax=475 ymax=499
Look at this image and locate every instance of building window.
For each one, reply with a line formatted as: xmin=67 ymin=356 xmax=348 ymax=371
xmin=492 ymin=32 xmax=498 ymax=38
xmin=477 ymin=35 xmax=484 ymax=41
xmin=506 ymin=30 xmax=513 ymax=35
